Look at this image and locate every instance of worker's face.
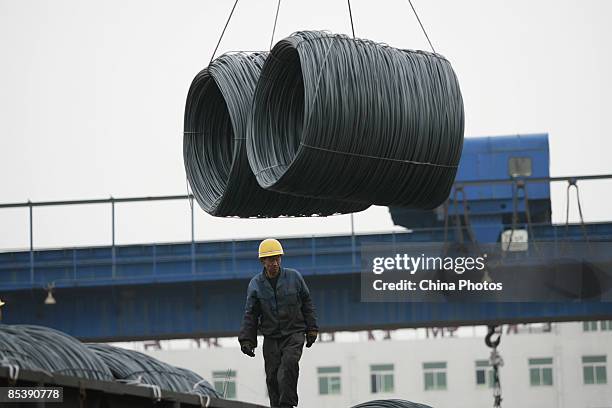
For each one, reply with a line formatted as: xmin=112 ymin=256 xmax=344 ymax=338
xmin=261 ymin=255 xmax=281 ymax=277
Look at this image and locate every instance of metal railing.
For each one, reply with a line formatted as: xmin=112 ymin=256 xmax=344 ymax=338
xmin=1 ymin=174 xmax=611 ymax=286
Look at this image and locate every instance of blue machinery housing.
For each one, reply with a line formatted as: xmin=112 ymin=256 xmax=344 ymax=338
xmin=2 ymin=134 xmax=612 ymax=342
xmin=390 ymin=134 xmax=551 ymax=242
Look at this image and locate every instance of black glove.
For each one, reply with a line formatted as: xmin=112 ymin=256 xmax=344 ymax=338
xmin=240 ymin=341 xmax=255 ymax=357
xmin=306 ymin=331 xmax=318 ymax=348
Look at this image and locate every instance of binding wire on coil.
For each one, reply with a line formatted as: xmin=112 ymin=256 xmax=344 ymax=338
xmin=247 ymin=30 xmax=464 ymax=209
xmin=183 ymin=52 xmax=370 ymax=217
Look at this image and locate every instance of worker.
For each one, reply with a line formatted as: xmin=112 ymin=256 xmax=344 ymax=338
xmin=239 ymin=238 xmax=318 ymax=408
xmin=0 ymin=299 xmax=4 ymax=322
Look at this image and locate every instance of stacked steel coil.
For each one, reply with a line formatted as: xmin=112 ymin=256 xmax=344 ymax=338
xmin=183 ymin=52 xmax=369 ymax=217
xmin=247 ymin=31 xmax=464 ymax=209
xmin=0 ymin=325 xmax=113 ymax=380
xmin=0 ymin=325 xmax=52 ymax=372
xmin=351 ymin=399 xmax=433 ymax=408
xmin=0 ymin=325 xmax=218 ymax=398
xmin=87 ymin=344 xmax=219 ymax=397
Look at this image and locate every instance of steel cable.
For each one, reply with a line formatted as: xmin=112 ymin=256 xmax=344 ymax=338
xmin=183 ymin=51 xmax=369 ymax=217
xmin=351 ymin=400 xmax=433 ymax=408
xmin=247 ymin=31 xmax=464 ymax=209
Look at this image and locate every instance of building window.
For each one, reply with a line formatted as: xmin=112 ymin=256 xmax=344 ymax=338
xmin=213 ymin=370 xmax=237 ymax=399
xmin=600 ymin=320 xmax=612 ymax=331
xmin=583 ymin=321 xmax=612 ymax=331
xmin=583 ymin=356 xmax=607 ymax=385
xmin=370 ymin=364 xmax=394 ymax=394
xmin=423 ymin=362 xmax=447 ymax=391
xmin=475 ymin=360 xmax=495 ymax=387
xmin=318 ymin=366 xmax=341 ymax=395
xmin=529 ymin=358 xmax=553 ymax=386
xmin=508 ymin=157 xmax=532 ymax=177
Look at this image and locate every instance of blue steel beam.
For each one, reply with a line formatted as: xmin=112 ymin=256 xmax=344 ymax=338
xmin=1 ymin=224 xmax=612 ymax=341
xmin=2 ymin=223 xmax=611 ymax=292
xmin=2 ymin=275 xmax=612 ymax=342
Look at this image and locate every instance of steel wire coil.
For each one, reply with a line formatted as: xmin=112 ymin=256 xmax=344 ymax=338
xmin=247 ymin=31 xmax=464 ymax=209
xmin=0 ymin=326 xmax=46 ymax=371
xmin=0 ymin=325 xmax=218 ymax=397
xmin=183 ymin=52 xmax=369 ymax=217
xmin=351 ymin=399 xmax=433 ymax=408
xmin=87 ymin=343 xmax=219 ymax=397
xmin=0 ymin=325 xmax=113 ymax=380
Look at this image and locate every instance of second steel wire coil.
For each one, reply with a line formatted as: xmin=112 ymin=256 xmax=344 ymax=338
xmin=87 ymin=344 xmax=219 ymax=397
xmin=183 ymin=52 xmax=369 ymax=217
xmin=247 ymin=31 xmax=464 ymax=209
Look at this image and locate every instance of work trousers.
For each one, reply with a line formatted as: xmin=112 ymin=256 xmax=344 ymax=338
xmin=263 ymin=332 xmax=305 ymax=407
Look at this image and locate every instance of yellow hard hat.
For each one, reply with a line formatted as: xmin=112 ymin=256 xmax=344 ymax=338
xmin=0 ymin=299 xmax=5 ymax=307
xmin=258 ymin=238 xmax=284 ymax=258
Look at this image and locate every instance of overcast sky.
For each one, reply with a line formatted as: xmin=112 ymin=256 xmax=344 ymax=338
xmin=1 ymin=0 xmax=611 ymax=250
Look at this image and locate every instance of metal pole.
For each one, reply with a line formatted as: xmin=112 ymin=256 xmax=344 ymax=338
xmin=311 ymin=235 xmax=316 ymax=267
xmin=153 ymin=244 xmax=157 ymax=276
xmin=190 ymin=196 xmax=195 ymax=274
xmin=350 ymin=213 xmax=356 ymax=266
xmin=111 ymin=199 xmax=116 ymax=278
xmin=73 ymin=249 xmax=77 ymax=280
xmin=112 ymin=199 xmax=115 ymax=246
xmin=191 ymin=196 xmax=195 ymax=243
xmin=29 ymin=201 xmax=34 ymax=284
xmin=232 ymin=240 xmax=236 ymax=275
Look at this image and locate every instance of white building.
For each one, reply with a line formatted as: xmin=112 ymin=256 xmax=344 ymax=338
xmin=144 ymin=321 xmax=612 ymax=408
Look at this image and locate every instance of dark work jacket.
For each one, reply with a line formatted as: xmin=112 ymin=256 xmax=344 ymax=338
xmin=238 ymin=267 xmax=318 ymax=347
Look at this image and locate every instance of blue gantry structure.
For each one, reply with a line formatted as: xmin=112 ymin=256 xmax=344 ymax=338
xmin=390 ymin=133 xmax=552 ymax=242
xmin=1 ymin=134 xmax=612 ymax=342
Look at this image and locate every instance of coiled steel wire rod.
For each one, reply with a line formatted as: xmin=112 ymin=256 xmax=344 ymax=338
xmin=183 ymin=52 xmax=369 ymax=217
xmin=0 ymin=325 xmax=113 ymax=380
xmin=351 ymin=399 xmax=433 ymax=408
xmin=88 ymin=344 xmax=219 ymax=397
xmin=248 ymin=31 xmax=464 ymax=209
xmin=0 ymin=326 xmax=47 ymax=372
xmin=0 ymin=325 xmax=218 ymax=397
